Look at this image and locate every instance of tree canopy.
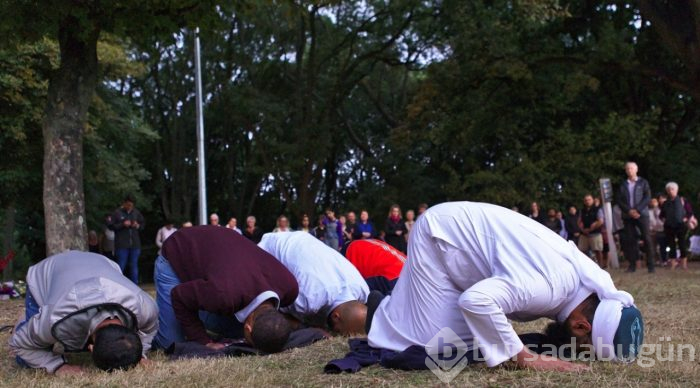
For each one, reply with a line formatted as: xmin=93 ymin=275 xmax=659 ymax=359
xmin=1 ymin=0 xmax=698 ymax=270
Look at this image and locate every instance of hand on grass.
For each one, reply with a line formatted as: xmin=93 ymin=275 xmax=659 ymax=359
xmin=516 ymin=348 xmax=590 ymax=372
xmin=54 ymin=364 xmax=84 ymax=376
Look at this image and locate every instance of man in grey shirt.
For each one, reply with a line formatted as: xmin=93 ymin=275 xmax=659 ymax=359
xmin=9 ymin=251 xmax=158 ymax=375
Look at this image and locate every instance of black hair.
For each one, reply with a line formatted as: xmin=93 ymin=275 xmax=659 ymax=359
xmin=123 ymin=194 xmax=135 ymax=203
xmin=543 ymin=294 xmax=600 ymax=351
xmin=251 ymin=309 xmax=292 ymax=354
xmin=92 ymin=324 xmax=142 ymax=372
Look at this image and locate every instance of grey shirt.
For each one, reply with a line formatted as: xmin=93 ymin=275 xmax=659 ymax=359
xmin=8 ymin=251 xmax=158 ymax=373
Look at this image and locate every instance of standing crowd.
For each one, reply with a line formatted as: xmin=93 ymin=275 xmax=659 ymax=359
xmin=522 ymin=162 xmax=698 ymax=272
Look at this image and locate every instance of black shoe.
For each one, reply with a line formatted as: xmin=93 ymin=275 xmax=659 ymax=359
xmin=648 ymin=269 xmax=656 ymax=273
xmin=625 ymin=268 xmax=636 ymax=273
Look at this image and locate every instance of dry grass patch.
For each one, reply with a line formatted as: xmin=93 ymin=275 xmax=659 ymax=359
xmin=1 ymin=265 xmax=699 ymax=386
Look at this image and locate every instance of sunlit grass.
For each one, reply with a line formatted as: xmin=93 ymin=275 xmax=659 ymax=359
xmin=2 ymin=265 xmax=699 ymax=386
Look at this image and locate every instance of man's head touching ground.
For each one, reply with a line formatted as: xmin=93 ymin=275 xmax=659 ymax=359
xmin=544 ymin=293 xmax=644 ymax=361
xmin=545 ymin=293 xmax=599 ymax=351
xmin=243 ymin=301 xmax=293 ymax=354
xmin=330 ymin=300 xmax=368 ymax=335
xmin=91 ymin=324 xmax=142 ymax=372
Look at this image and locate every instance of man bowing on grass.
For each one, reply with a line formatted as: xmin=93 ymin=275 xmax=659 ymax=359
xmin=368 ymin=201 xmax=643 ymax=371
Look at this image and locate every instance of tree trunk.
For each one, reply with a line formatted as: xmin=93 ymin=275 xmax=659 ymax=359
xmin=43 ymin=15 xmax=100 ymax=255
xmin=2 ymin=205 xmax=15 ymax=282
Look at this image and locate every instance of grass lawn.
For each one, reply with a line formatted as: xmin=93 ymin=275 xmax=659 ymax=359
xmin=1 ymin=264 xmax=699 ymax=387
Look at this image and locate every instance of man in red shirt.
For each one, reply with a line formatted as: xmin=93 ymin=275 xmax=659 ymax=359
xmin=344 ymin=239 xmax=406 ymax=294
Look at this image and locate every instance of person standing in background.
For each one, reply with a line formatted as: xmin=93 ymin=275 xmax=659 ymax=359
xmin=87 ymin=230 xmax=100 ymax=253
xmin=616 ymin=162 xmax=655 ymax=273
xmin=404 ymin=209 xmax=416 ymax=237
xmin=225 ymin=217 xmax=242 ymax=234
xmin=297 ymin=214 xmax=311 ymax=233
xmin=578 ymin=194 xmax=604 ymax=268
xmin=243 ymin=215 xmax=264 ymax=243
xmin=312 ymin=215 xmax=327 ymax=242
xmin=660 ymin=182 xmax=694 ymax=270
xmin=100 ymin=214 xmax=116 ymax=261
xmin=155 ymin=221 xmax=178 ymax=255
xmin=648 ymin=197 xmax=667 ymax=266
xmin=273 ymin=215 xmax=293 ymax=233
xmin=384 ymin=204 xmax=407 ymax=253
xmin=344 ymin=211 xmax=358 ymax=247
xmin=109 ymin=195 xmax=145 ymax=284
xmin=556 ymin=210 xmax=568 ymax=240
xmin=323 ymin=209 xmax=342 ymax=251
xmin=564 ymin=205 xmax=580 ymax=246
xmin=354 ymin=210 xmax=378 ymax=240
xmin=338 ymin=215 xmax=347 ymax=249
xmin=543 ymin=208 xmax=562 ymax=235
xmin=527 ymin=201 xmax=546 ymax=224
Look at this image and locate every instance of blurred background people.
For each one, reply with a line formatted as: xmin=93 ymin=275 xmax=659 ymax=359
xmin=109 ymin=195 xmax=145 ymax=284
xmin=660 ymin=182 xmax=694 ymax=270
xmin=156 ymin=220 xmax=177 ymax=255
xmin=649 ymin=197 xmax=667 ymax=266
xmin=273 ymin=215 xmax=292 ymax=233
xmin=384 ymin=204 xmax=407 ymax=253
xmin=243 ymin=215 xmax=264 ymax=243
xmin=225 ymin=217 xmax=242 ymax=234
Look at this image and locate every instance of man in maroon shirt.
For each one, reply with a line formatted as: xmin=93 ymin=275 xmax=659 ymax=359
xmin=153 ymin=226 xmax=299 ymax=353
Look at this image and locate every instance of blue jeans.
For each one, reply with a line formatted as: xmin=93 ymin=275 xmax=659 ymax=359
xmin=116 ymin=248 xmax=141 ymax=284
xmin=15 ymin=290 xmax=41 ymax=368
xmin=153 ymin=256 xmax=242 ymax=349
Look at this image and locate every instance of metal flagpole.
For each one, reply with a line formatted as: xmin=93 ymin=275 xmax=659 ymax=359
xmin=194 ymin=27 xmax=207 ymax=225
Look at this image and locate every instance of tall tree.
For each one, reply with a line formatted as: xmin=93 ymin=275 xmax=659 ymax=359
xmin=0 ymin=38 xmax=55 ymax=275
xmin=391 ymin=0 xmax=670 ymax=208
xmin=1 ymin=1 xmax=225 ymax=254
xmin=132 ymin=0 xmax=436 ymax=226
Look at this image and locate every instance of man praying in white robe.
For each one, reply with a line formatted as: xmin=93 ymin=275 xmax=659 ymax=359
xmin=368 ymin=201 xmax=643 ymax=372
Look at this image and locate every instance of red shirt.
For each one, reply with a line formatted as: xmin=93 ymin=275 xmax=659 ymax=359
xmin=344 ymin=239 xmax=406 ymax=280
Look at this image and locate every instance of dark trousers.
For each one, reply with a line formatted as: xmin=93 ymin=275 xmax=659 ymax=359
xmin=665 ymin=224 xmax=689 ymax=259
xmin=622 ymin=216 xmax=655 ymax=272
xmin=655 ymin=231 xmax=668 ymax=263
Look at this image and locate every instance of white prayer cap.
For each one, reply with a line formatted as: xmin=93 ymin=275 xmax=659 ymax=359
xmin=592 ymin=299 xmax=644 ymax=362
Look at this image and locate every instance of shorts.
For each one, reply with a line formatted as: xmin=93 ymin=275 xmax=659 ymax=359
xmin=578 ymin=233 xmax=603 ymax=252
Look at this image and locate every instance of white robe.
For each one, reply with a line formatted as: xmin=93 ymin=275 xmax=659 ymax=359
xmin=368 ymin=201 xmax=619 ymax=367
xmin=258 ymin=231 xmax=369 ymax=326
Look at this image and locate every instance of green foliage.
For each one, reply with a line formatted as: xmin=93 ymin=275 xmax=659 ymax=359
xmin=2 ymin=0 xmax=700 ymax=260
xmin=391 ymin=0 xmax=700 ymax=211
xmin=84 ymin=37 xmax=159 ymax=230
xmin=0 ymin=38 xmax=56 ymax=203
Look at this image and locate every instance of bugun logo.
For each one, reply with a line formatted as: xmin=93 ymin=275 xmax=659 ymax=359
xmin=425 ymin=327 xmax=470 ymax=383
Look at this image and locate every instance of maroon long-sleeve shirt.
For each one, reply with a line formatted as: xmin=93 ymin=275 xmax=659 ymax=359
xmin=162 ymin=226 xmax=299 ymax=344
